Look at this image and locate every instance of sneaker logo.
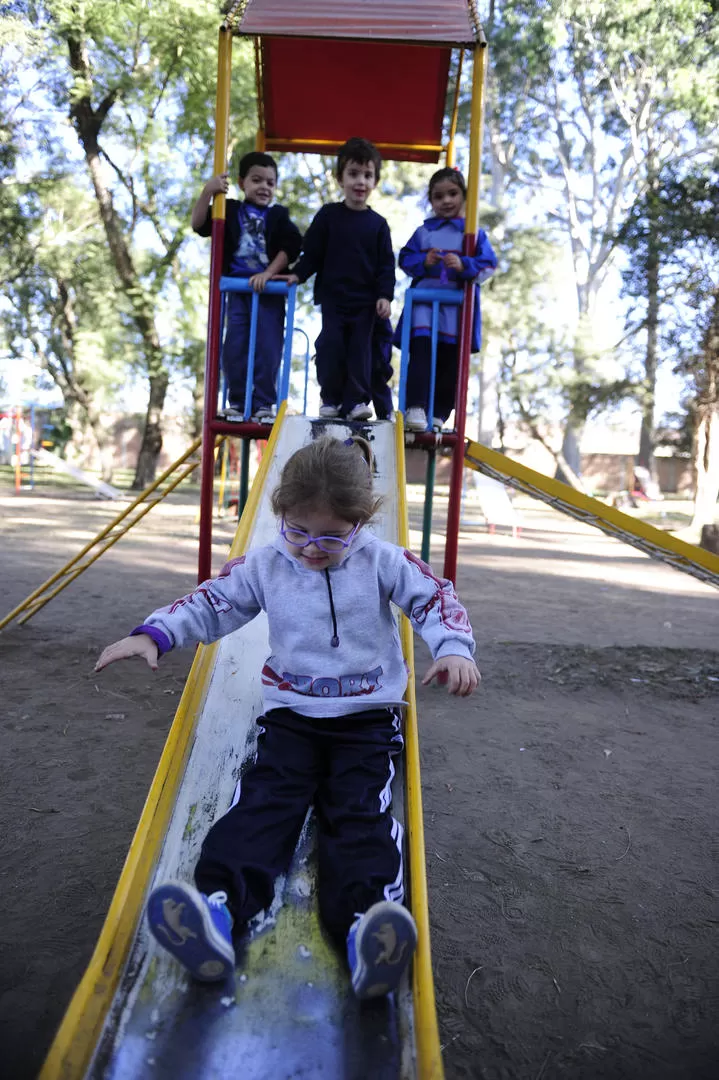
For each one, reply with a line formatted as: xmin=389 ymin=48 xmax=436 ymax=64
xmin=373 ymin=922 xmax=409 ymax=966
xmin=157 ymin=899 xmax=198 ymax=947
xmin=198 ymin=960 xmax=226 ymax=979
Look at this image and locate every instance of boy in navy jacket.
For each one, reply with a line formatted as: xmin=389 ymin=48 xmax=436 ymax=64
xmin=193 ymin=152 xmax=302 ymax=421
xmin=288 ymin=138 xmax=395 ymax=422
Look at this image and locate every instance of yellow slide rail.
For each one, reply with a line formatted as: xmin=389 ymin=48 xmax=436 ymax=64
xmin=39 ymin=404 xmax=287 ymax=1080
xmin=395 ymin=413 xmax=445 ymax=1080
xmin=465 ymin=440 xmax=719 ymax=591
xmin=0 ymin=436 xmax=225 ymax=632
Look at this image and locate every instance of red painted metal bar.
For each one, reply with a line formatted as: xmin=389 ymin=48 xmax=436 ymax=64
xmin=198 ymin=27 xmax=232 ymax=584
xmin=198 ymin=221 xmax=226 ymax=583
xmin=443 ymin=38 xmax=487 ymax=584
xmin=405 ymin=431 xmax=459 ymax=450
xmin=443 ymin=268 xmax=475 ymax=583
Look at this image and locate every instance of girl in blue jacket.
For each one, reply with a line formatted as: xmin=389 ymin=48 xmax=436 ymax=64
xmin=96 ymin=436 xmax=480 ymax=999
xmin=397 ymin=168 xmax=497 ymax=431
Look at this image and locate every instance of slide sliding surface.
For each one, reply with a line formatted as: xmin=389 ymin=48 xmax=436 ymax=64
xmin=41 ymin=413 xmax=440 ymax=1080
xmin=465 ymin=439 xmax=719 ymax=590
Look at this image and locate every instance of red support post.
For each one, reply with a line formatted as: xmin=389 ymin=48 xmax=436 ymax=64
xmin=443 ymin=236 xmax=476 ymax=584
xmin=197 ymin=219 xmax=226 ymax=583
xmin=198 ymin=26 xmax=232 ymax=584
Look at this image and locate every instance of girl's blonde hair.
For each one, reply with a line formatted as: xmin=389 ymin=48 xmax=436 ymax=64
xmin=271 ymin=436 xmax=382 ymax=525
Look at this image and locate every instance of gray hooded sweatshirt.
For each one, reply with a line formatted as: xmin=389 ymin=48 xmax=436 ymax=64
xmin=133 ymin=529 xmax=476 ymax=719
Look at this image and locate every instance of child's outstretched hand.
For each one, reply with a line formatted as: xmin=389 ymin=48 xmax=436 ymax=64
xmin=376 ymin=297 xmax=391 ymax=319
xmin=285 ymin=273 xmax=300 ymax=286
xmin=422 ymin=655 xmax=480 ymax=696
xmin=95 ymin=634 xmax=159 ymax=673
xmin=442 ymin=252 xmax=463 ymax=272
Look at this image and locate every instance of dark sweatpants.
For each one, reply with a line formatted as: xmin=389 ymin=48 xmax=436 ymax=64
xmin=194 ymin=706 xmax=405 ymax=943
xmin=315 ymin=301 xmax=375 ymax=415
xmin=405 ymin=336 xmax=459 ymax=422
xmin=222 ymin=291 xmax=285 ymax=411
xmin=371 ymin=317 xmax=394 ymax=420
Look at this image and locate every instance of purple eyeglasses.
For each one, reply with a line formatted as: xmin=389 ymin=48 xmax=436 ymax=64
xmin=280 ymin=519 xmax=360 ymax=554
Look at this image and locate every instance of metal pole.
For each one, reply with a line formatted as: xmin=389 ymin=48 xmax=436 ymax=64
xmin=14 ymin=406 xmax=21 ymax=493
xmin=198 ymin=26 xmax=232 ymax=583
xmin=239 ymin=438 xmax=250 ymax=516
xmin=445 ymin=49 xmax=464 ymax=167
xmin=443 ymin=40 xmax=487 ymax=584
xmin=29 ymin=404 xmax=35 ymax=489
xmin=421 ymin=449 xmax=436 ymax=563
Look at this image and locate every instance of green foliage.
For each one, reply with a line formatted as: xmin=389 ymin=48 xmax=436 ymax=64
xmin=0 ymin=0 xmax=260 ymax=473
xmin=478 ymin=0 xmax=719 ymax=456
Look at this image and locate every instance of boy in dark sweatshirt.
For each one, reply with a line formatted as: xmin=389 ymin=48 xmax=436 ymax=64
xmin=192 ymin=151 xmax=302 ymax=422
xmin=287 ymin=138 xmax=395 ymax=421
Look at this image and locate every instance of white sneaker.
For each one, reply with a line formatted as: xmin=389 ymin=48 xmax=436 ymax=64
xmin=251 ymin=407 xmax=274 ymax=423
xmin=219 ymin=406 xmax=245 ymax=422
xmin=347 ymin=403 xmax=373 ymax=421
xmin=405 ymin=408 xmax=428 ymax=431
xmin=431 ymin=417 xmax=445 ymax=432
xmin=319 ymin=404 xmax=340 ymax=419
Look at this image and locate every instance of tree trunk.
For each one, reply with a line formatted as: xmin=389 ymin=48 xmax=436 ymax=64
xmin=555 ymin=314 xmax=593 ymax=483
xmin=638 ymin=154 xmax=660 ymax=476
xmin=65 ymin=30 xmax=168 ymax=489
xmin=691 ymin=288 xmax=719 ymax=530
xmin=192 ymin=368 xmax=205 ymax=440
xmin=134 ymin=372 xmax=170 ymax=490
xmin=691 ymin=406 xmax=719 ymax=530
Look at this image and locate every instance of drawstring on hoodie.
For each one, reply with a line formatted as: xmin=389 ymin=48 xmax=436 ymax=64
xmin=324 ymin=569 xmax=340 ymax=648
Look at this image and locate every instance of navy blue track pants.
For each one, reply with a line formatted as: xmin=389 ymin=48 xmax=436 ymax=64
xmin=315 ymin=302 xmax=376 ymax=415
xmin=222 ymin=291 xmax=285 ymax=411
xmin=194 ymin=707 xmax=405 ymax=942
xmin=405 ymin=336 xmax=459 ymax=422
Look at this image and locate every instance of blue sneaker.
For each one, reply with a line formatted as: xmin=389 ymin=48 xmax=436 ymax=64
xmin=146 ymin=882 xmax=235 ymax=982
xmin=347 ymin=901 xmax=417 ymax=999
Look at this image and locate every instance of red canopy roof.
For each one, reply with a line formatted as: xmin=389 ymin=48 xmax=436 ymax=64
xmin=230 ymin=1 xmax=483 ymax=163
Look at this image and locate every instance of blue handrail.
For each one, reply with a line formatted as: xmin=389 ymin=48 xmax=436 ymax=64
xmin=397 ymin=287 xmax=463 ymax=431
xmin=291 ymin=327 xmax=312 ymax=416
xmin=218 ymin=277 xmax=298 ymax=420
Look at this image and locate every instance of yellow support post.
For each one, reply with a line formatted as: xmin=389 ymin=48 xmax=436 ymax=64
xmin=395 ymin=414 xmax=445 ymax=1080
xmin=217 ymin=437 xmax=230 ymax=517
xmin=445 ymin=49 xmax=464 ymax=168
xmin=254 ymin=36 xmax=266 ymax=150
xmin=463 ymin=37 xmax=487 ymax=237
xmin=212 ymin=26 xmax=233 ymax=220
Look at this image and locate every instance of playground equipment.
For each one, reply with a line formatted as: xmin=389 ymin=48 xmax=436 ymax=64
xmin=0 ymin=405 xmax=34 ymax=491
xmin=464 ymin=441 xmax=719 ymax=590
xmin=19 ymin=0 xmax=719 ymax=1076
xmin=38 ymin=4 xmax=485 ymax=1079
xmin=32 ymin=447 xmax=123 ymax=500
xmin=195 ymin=1 xmax=484 ymax=586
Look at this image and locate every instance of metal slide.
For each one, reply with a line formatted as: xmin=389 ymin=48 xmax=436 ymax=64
xmin=40 ymin=409 xmax=442 ymax=1080
xmin=464 ymin=439 xmax=719 ymax=591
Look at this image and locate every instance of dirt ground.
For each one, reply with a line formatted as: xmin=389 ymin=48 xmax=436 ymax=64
xmin=0 ymin=478 xmax=717 ymax=1080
